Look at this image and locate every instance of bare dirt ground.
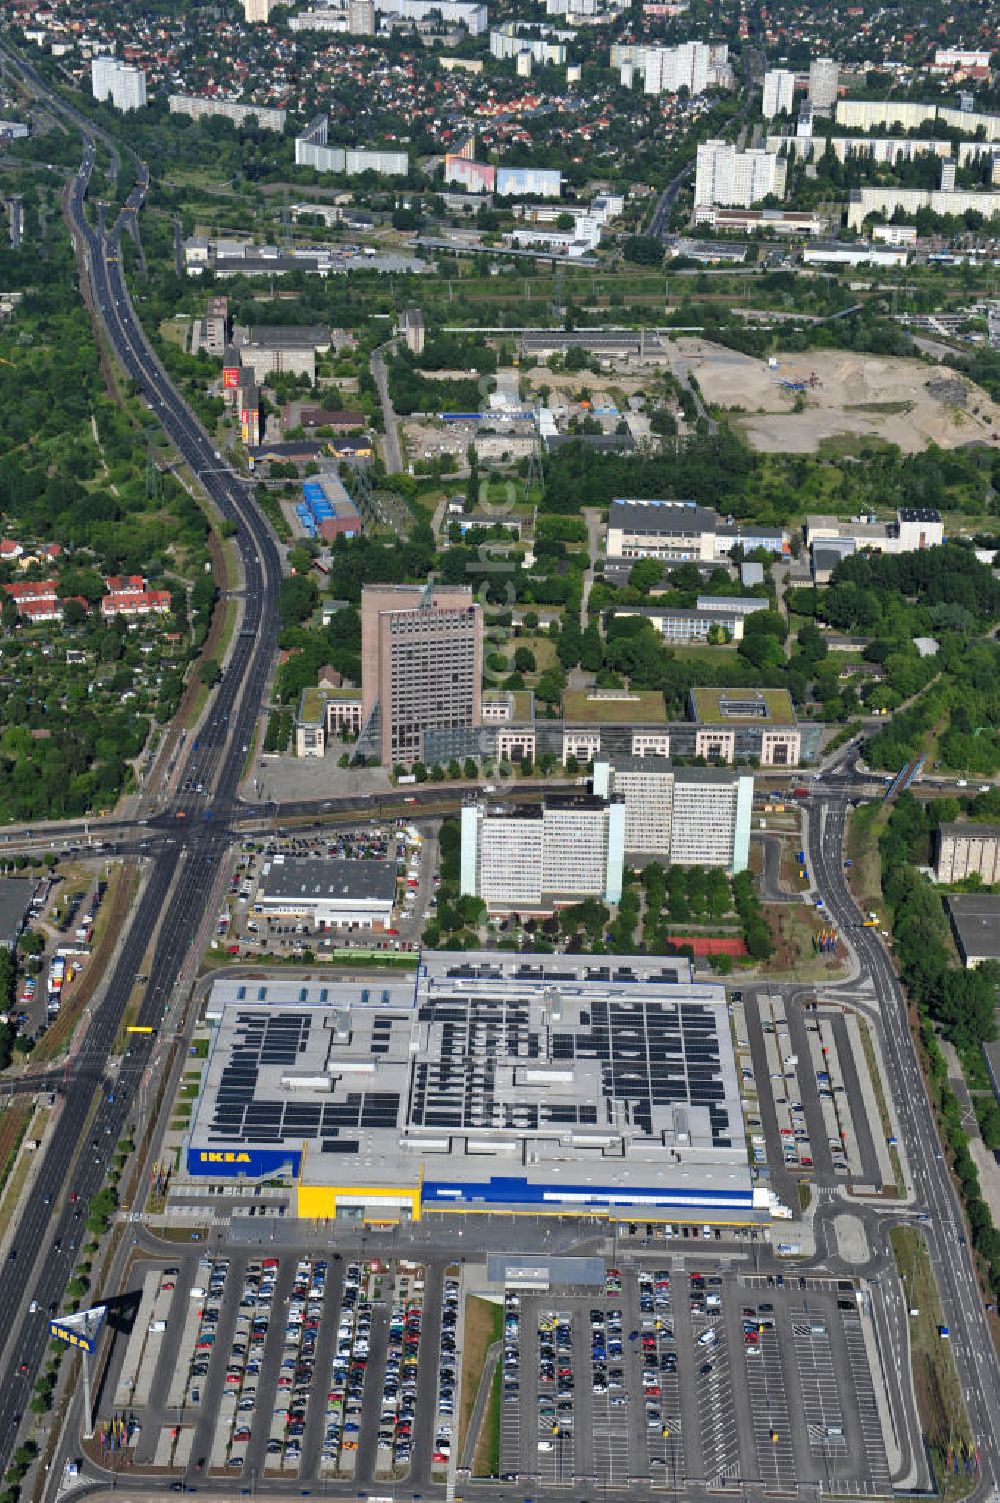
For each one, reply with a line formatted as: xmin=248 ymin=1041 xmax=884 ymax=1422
xmin=677 ymin=338 xmax=1000 ymax=452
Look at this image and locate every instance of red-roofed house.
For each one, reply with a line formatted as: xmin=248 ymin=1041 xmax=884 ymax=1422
xmin=18 ymin=598 xmax=63 ymax=623
xmin=105 ymin=574 xmax=147 ymax=593
xmin=0 ymin=539 xmax=23 ymax=560
xmin=4 ymin=579 xmax=59 ymax=603
xmin=101 ymin=589 xmax=172 ymax=620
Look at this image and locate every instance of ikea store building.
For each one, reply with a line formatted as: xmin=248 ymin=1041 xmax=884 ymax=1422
xmin=184 ymin=953 xmax=781 ymax=1225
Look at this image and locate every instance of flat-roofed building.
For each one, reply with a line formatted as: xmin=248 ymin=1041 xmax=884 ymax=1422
xmin=184 ymin=954 xmax=785 ymax=1225
xmin=935 ymin=823 xmax=1000 ymax=885
xmin=593 ymin=757 xmax=753 ymax=870
xmin=361 ymin=584 xmax=482 ymax=766
xmin=255 ymin=855 xmax=396 ymax=930
xmin=689 ymin=686 xmax=801 ymax=767
xmin=460 ymin=793 xmax=625 ymax=910
xmin=945 ymin=894 xmax=1000 ymax=969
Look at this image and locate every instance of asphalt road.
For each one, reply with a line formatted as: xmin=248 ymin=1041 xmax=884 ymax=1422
xmin=804 ymin=790 xmax=1000 ymax=1495
xmin=0 ymin=40 xmax=284 ymax=1477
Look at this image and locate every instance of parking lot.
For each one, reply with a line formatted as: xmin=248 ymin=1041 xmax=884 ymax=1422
xmin=738 ymin=989 xmax=887 ymax=1204
xmin=211 ymin=822 xmax=435 ymax=960
xmin=101 ymin=1248 xmax=896 ymax=1494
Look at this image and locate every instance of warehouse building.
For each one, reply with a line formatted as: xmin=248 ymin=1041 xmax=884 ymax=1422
xmin=185 ymin=953 xmax=779 ymax=1225
xmin=935 ymin=823 xmax=1000 ymax=885
xmin=0 ymin=879 xmax=33 ymax=953
xmin=254 ymin=856 xmax=396 ymax=930
xmin=945 ymin=894 xmax=1000 ymax=969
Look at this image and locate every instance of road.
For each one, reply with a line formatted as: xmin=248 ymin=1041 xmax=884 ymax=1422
xmin=804 ymin=781 xmax=1000 ymax=1496
xmin=0 ymin=39 xmax=284 ymax=1478
xmin=370 ymin=339 xmax=402 ymax=474
xmin=647 ymin=159 xmax=694 ymax=241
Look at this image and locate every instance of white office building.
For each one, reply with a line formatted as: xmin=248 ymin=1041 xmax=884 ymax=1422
xmin=762 ymin=68 xmax=795 ymax=119
xmin=460 ymin=794 xmax=625 ymax=910
xmin=593 ymin=758 xmax=753 ymax=871
xmin=695 ymin=139 xmax=786 ymax=208
xmin=808 ymin=56 xmax=839 ymax=110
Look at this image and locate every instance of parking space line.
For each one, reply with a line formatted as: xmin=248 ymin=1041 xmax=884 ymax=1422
xmin=840 ymin=1307 xmax=891 ymax=1488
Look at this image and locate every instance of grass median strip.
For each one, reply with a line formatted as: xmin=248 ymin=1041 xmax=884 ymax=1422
xmin=458 ymin=1296 xmax=503 ymax=1463
xmin=889 ymin=1225 xmax=974 ymax=1497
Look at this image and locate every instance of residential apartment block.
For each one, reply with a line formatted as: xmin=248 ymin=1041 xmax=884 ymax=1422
xmin=695 ymin=140 xmax=786 ymax=209
xmin=460 ymin=794 xmax=625 ymax=910
xmin=847 ymin=184 xmax=1000 ymax=230
xmin=935 ymin=824 xmax=1000 ymax=886
xmin=762 ymin=69 xmax=795 ymax=119
xmin=295 ymin=115 xmax=409 ymax=177
xmin=807 ymin=57 xmax=839 ymax=110
xmin=91 ymin=56 xmax=147 ymax=111
xmin=168 ymin=94 xmax=286 ymax=132
xmin=593 ymin=758 xmax=753 ymax=871
xmin=360 ymin=584 xmax=482 ymax=766
xmin=835 ymin=99 xmax=1000 ymax=143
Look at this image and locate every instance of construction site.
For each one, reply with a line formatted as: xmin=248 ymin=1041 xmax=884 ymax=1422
xmin=677 ymin=340 xmax=1000 ymax=453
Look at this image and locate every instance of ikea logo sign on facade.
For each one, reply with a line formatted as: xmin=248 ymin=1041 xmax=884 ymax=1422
xmin=187 ymin=1145 xmax=301 ymax=1178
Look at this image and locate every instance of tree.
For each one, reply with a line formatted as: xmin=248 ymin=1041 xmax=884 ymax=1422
xmin=198 ymin=659 xmax=222 ymax=687
xmin=462 ymin=757 xmax=478 ymax=779
xmin=513 ymin=646 xmax=536 ymax=673
xmin=623 ymin=235 xmax=664 ymax=266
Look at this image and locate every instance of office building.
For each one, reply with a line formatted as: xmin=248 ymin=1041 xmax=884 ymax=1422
xmin=593 ymin=757 xmax=752 ymax=870
xmin=348 ymin=0 xmax=376 ymax=30
xmin=254 ymin=855 xmax=396 ymax=930
xmin=762 ymin=68 xmax=795 ymax=119
xmin=184 ymin=954 xmax=786 ymax=1226
xmin=614 ymin=602 xmax=761 ymax=643
xmin=91 ymin=56 xmax=147 ymax=111
xmin=460 ymin=793 xmax=624 ymax=909
xmin=169 ymin=95 xmax=286 ymax=131
xmin=606 ymin=498 xmax=787 ymax=563
xmin=294 ymin=686 xmax=363 ymax=756
xmin=688 ymin=687 xmax=801 ymax=768
xmin=243 ymin=0 xmax=273 ymax=18
xmin=805 ymin=507 xmax=943 ymax=569
xmin=935 ymin=824 xmax=1000 ymax=885
xmin=808 ymin=56 xmax=839 ymax=110
xmin=360 ymin=584 xmax=482 ymax=766
xmin=695 ymin=140 xmax=786 ymax=208
xmin=945 ymin=894 xmax=1000 ymax=969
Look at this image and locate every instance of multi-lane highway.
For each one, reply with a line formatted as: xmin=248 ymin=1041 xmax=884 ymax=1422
xmin=805 ymin=792 xmax=1000 ymax=1494
xmin=0 ymin=41 xmax=285 ymax=1475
